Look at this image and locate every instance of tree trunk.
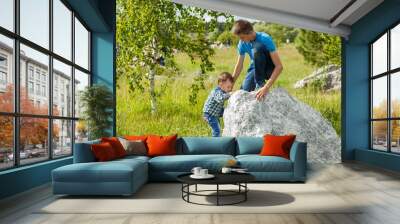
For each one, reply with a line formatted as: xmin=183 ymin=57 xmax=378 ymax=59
xmin=149 ymin=69 xmax=157 ymax=114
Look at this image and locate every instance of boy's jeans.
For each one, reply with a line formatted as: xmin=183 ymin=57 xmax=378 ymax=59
xmin=204 ymin=113 xmax=220 ymax=137
xmin=241 ymin=41 xmax=275 ymax=92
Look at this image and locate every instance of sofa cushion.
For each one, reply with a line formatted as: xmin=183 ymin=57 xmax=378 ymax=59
xmin=53 ymin=158 xmax=148 ymax=183
xmin=236 ymin=155 xmax=293 ymax=172
xmin=149 ymin=154 xmax=235 ymax=172
xmin=236 ymin=137 xmax=263 ymax=155
xmin=91 ymin=142 xmax=118 ymax=161
xmin=147 ymin=134 xmax=177 ymax=157
xmin=101 ymin=137 xmax=127 ymax=158
xmin=177 ymin=137 xmax=236 ymax=155
xmin=260 ymin=134 xmax=296 ymax=159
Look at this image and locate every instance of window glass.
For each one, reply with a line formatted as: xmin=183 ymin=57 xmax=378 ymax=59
xmin=391 ymin=72 xmax=400 ymax=118
xmin=0 ymin=116 xmax=14 ymax=170
xmin=391 ymin=24 xmax=400 ymax=70
xmin=53 ymin=59 xmax=72 ymax=117
xmin=0 ymin=0 xmax=14 ymax=31
xmin=53 ymin=119 xmax=72 ymax=157
xmin=392 ymin=120 xmax=400 ymax=153
xmin=20 ymin=117 xmax=49 ymax=165
xmin=75 ymin=120 xmax=88 ymax=143
xmin=372 ymin=121 xmax=388 ymax=151
xmin=20 ymin=0 xmax=49 ymax=49
xmin=372 ymin=33 xmax=387 ymax=76
xmin=53 ymin=0 xmax=72 ymax=60
xmin=74 ymin=18 xmax=89 ymax=70
xmin=74 ymin=69 xmax=89 ymax=118
xmin=372 ymin=76 xmax=387 ymax=119
xmin=0 ymin=35 xmax=14 ymax=113
xmin=20 ymin=44 xmax=49 ymax=115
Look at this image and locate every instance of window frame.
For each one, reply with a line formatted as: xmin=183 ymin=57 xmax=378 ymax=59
xmin=0 ymin=0 xmax=92 ymax=171
xmin=369 ymin=20 xmax=400 ymax=154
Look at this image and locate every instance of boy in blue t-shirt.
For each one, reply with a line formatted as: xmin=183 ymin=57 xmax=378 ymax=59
xmin=203 ymin=72 xmax=234 ymax=137
xmin=231 ymin=20 xmax=283 ymax=101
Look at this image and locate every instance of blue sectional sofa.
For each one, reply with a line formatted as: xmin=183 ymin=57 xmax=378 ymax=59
xmin=52 ymin=137 xmax=307 ymax=196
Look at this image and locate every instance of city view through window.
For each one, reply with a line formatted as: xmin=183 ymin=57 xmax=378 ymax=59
xmin=0 ymin=0 xmax=91 ymax=170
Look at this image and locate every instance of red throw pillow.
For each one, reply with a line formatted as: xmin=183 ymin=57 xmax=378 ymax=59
xmin=101 ymin=137 xmax=127 ymax=158
xmin=124 ymin=135 xmax=148 ymax=142
xmin=260 ymin=134 xmax=296 ymax=159
xmin=91 ymin=142 xmax=117 ymax=161
xmin=146 ymin=134 xmax=177 ymax=157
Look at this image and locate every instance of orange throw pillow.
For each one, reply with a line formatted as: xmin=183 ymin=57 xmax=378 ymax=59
xmin=91 ymin=142 xmax=117 ymax=162
xmin=260 ymin=134 xmax=296 ymax=159
xmin=146 ymin=134 xmax=178 ymax=157
xmin=101 ymin=137 xmax=126 ymax=158
xmin=124 ymin=135 xmax=148 ymax=142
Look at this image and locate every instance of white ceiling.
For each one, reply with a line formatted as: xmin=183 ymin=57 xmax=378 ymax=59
xmin=171 ymin=0 xmax=384 ymax=37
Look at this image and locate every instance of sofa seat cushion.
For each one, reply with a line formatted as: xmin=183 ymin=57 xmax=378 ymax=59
xmin=53 ymin=159 xmax=147 ymax=183
xmin=236 ymin=155 xmax=293 ymax=172
xmin=149 ymin=154 xmax=235 ymax=172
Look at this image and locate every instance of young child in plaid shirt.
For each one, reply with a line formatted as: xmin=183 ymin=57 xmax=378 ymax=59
xmin=203 ymin=72 xmax=234 ymax=137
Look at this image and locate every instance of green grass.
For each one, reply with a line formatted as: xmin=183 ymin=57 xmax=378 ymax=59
xmin=117 ymin=44 xmax=341 ymax=137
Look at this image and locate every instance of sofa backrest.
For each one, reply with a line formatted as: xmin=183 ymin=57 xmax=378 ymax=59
xmin=73 ymin=139 xmax=100 ymax=163
xmin=177 ymin=137 xmax=236 ymax=155
xmin=235 ymin=137 xmax=264 ymax=155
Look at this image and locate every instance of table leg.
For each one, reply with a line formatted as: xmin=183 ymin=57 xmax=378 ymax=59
xmin=245 ymin=183 xmax=247 ymax=201
xmin=217 ymin=184 xmax=219 ymax=206
xmin=195 ymin=184 xmax=198 ymax=192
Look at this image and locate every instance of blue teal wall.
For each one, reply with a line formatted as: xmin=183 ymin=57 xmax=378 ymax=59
xmin=343 ymin=0 xmax=400 ymax=171
xmin=0 ymin=0 xmax=116 ymax=200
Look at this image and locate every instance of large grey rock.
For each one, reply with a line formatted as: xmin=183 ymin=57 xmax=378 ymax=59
xmin=223 ymin=88 xmax=341 ymax=163
xmin=294 ymin=65 xmax=341 ymax=92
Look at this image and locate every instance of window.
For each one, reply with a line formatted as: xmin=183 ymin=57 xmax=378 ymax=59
xmin=370 ymin=23 xmax=400 ymax=153
xmin=75 ymin=18 xmax=90 ymax=70
xmin=28 ymin=81 xmax=34 ymax=94
xmin=53 ymin=119 xmax=72 ymax=158
xmin=0 ymin=34 xmax=13 ymax=113
xmin=42 ymin=85 xmax=46 ymax=97
xmin=53 ymin=59 xmax=72 ymax=117
xmin=0 ymin=116 xmax=14 ymax=170
xmin=28 ymin=67 xmax=34 ymax=80
xmin=0 ymin=1 xmax=91 ymax=170
xmin=0 ymin=0 xmax=14 ymax=31
xmin=74 ymin=69 xmax=89 ymax=118
xmin=0 ymin=71 xmax=7 ymax=83
xmin=36 ymin=84 xmax=40 ymax=95
xmin=20 ymin=0 xmax=49 ymax=48
xmin=53 ymin=0 xmax=72 ymax=60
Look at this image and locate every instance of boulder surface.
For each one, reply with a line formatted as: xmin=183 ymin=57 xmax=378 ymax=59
xmin=222 ymin=88 xmax=341 ymax=163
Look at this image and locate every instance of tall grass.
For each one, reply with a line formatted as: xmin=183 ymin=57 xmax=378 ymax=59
xmin=117 ymin=44 xmax=341 ymax=137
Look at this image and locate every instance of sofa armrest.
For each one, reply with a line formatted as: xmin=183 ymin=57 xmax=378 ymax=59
xmin=289 ymin=141 xmax=307 ymax=181
xmin=73 ymin=140 xmax=100 ymax=163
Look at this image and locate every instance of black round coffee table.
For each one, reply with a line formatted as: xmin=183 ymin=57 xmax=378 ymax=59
xmin=177 ymin=173 xmax=255 ymax=206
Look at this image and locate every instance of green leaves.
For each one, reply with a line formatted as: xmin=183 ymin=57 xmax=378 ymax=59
xmin=116 ymin=0 xmax=232 ymax=112
xmin=79 ymin=84 xmax=114 ymax=140
xmin=294 ymin=30 xmax=341 ymax=67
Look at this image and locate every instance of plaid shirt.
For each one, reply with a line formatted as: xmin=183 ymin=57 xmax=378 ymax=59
xmin=203 ymin=87 xmax=230 ymax=117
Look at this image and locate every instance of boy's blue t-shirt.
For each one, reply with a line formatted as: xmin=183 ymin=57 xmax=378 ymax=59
xmin=237 ymin=32 xmax=276 ymax=67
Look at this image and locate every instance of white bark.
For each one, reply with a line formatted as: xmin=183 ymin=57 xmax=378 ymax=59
xmin=149 ymin=69 xmax=156 ymax=114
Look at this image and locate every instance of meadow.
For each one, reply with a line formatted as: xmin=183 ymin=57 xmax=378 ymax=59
xmin=116 ymin=44 xmax=341 ymax=137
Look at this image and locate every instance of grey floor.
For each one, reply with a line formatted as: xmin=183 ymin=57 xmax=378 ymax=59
xmin=1 ymin=162 xmax=400 ymax=224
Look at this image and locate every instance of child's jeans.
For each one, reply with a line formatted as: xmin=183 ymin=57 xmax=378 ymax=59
xmin=204 ymin=113 xmax=221 ymax=137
